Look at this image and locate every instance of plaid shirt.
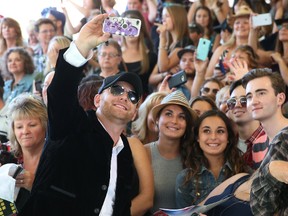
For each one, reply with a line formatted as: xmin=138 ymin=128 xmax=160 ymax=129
xmin=250 ymin=126 xmax=288 ymax=215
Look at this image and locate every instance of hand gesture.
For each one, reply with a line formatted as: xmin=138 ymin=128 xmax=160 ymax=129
xmin=271 ymin=52 xmax=283 ymax=64
xmin=226 ymin=58 xmax=249 ymax=81
xmin=15 ymin=170 xmax=35 ymax=191
xmin=155 ymin=23 xmax=168 ymax=39
xmin=158 ymin=74 xmax=175 ymax=93
xmin=75 ymin=14 xmax=111 ymax=58
xmin=194 ymin=52 xmax=208 ymax=76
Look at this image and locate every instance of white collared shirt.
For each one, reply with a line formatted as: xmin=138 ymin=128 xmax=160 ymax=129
xmin=99 ymin=138 xmax=124 ymax=215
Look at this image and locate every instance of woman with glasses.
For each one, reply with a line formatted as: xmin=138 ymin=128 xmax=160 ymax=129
xmin=144 ymin=90 xmax=197 ymax=213
xmin=95 ymin=38 xmax=123 ymax=78
xmin=199 ymin=77 xmax=224 ymax=101
xmin=175 ymin=109 xmax=250 ymax=208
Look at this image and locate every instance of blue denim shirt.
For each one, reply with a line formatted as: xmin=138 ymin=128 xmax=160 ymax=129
xmin=175 ymin=162 xmax=232 ymax=208
xmin=3 ymin=74 xmax=34 ymax=104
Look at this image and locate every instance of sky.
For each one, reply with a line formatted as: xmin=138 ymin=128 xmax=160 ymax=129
xmin=0 ymin=0 xmax=126 ymax=40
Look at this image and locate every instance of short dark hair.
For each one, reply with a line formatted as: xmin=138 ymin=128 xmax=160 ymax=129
xmin=189 ymin=95 xmax=218 ymax=109
xmin=34 ymin=18 xmax=56 ymax=33
xmin=229 ymin=79 xmax=243 ymax=95
xmin=242 ymin=68 xmax=286 ymax=95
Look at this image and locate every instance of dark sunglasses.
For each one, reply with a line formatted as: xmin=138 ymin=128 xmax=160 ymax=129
xmin=277 ymin=23 xmax=288 ymax=30
xmin=201 ymin=87 xmax=219 ymax=95
xmin=109 ymin=84 xmax=139 ymax=104
xmin=227 ymin=97 xmax=247 ymax=110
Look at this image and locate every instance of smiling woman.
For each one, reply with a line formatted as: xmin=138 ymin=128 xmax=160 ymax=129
xmin=175 ymin=109 xmax=250 ymax=208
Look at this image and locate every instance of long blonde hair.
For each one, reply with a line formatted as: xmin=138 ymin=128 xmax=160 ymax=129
xmin=131 ymin=92 xmax=167 ymax=143
xmin=164 ymin=4 xmax=189 ymax=50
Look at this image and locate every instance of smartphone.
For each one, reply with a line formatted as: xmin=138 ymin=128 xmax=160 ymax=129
xmin=103 ymin=17 xmax=141 ymax=37
xmin=35 ymin=80 xmax=43 ymax=96
xmin=196 ymin=38 xmax=211 ymax=61
xmin=252 ymin=13 xmax=272 ymax=28
xmin=168 ymin=70 xmax=187 ymax=89
xmin=218 ymin=49 xmax=228 ymax=75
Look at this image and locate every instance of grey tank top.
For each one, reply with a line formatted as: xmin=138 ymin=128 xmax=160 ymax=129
xmin=148 ymin=142 xmax=183 ymax=213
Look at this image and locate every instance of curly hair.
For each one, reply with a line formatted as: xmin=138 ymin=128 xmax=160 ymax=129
xmin=1 ymin=47 xmax=35 ymax=80
xmin=184 ymin=109 xmax=249 ymax=184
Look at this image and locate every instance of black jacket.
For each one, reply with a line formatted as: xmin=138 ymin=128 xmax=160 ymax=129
xmin=19 ymin=49 xmax=134 ymax=216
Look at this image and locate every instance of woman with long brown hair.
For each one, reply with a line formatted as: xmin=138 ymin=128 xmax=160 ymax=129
xmin=175 ymin=109 xmax=250 ymax=208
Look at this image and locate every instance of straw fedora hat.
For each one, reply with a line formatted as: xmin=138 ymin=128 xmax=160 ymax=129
xmin=232 ymin=5 xmax=252 ymax=19
xmin=151 ymin=90 xmax=197 ymax=122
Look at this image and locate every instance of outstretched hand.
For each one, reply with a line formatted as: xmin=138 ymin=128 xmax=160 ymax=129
xmin=75 ymin=14 xmax=111 ymax=58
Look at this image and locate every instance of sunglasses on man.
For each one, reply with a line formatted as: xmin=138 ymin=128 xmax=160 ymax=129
xmin=109 ymin=84 xmax=139 ymax=104
xmin=227 ymin=97 xmax=247 ymax=110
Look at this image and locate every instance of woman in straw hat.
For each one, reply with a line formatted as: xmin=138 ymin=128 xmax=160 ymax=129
xmin=205 ymin=5 xmax=253 ymax=78
xmin=175 ymin=109 xmax=250 ymax=208
xmin=144 ymin=90 xmax=198 ymax=213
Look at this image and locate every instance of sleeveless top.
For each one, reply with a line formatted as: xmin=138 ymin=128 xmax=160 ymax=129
xmin=148 ymin=142 xmax=183 ymax=214
xmin=204 ymin=174 xmax=252 ymax=216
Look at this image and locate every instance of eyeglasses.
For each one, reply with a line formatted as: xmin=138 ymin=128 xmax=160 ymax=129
xmin=227 ymin=97 xmax=247 ymax=110
xmin=109 ymin=84 xmax=139 ymax=104
xmin=39 ymin=29 xmax=55 ymax=34
xmin=277 ymin=23 xmax=288 ymax=30
xmin=98 ymin=52 xmax=120 ymax=58
xmin=201 ymin=87 xmax=219 ymax=95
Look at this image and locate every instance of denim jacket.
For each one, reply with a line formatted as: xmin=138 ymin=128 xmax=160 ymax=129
xmin=175 ymin=162 xmax=232 ymax=208
xmin=3 ymin=74 xmax=34 ymax=104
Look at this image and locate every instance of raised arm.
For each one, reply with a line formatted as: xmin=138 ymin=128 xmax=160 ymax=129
xmin=47 ymin=14 xmax=110 ymax=139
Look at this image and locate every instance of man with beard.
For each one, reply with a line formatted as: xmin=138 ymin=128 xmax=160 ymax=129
xmin=227 ymin=79 xmax=268 ymax=170
xmin=176 ymin=45 xmax=197 ymax=99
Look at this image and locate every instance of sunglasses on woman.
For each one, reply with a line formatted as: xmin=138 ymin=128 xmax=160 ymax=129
xmin=227 ymin=97 xmax=247 ymax=110
xmin=109 ymin=84 xmax=139 ymax=104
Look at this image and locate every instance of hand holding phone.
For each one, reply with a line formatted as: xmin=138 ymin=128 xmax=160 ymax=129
xmin=103 ymin=17 xmax=141 ymax=37
xmin=168 ymin=70 xmax=187 ymax=89
xmin=196 ymin=38 xmax=211 ymax=61
xmin=252 ymin=13 xmax=272 ymax=28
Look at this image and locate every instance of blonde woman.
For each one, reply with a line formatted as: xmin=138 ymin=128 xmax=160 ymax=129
xmin=8 ymin=93 xmax=47 ymax=211
xmin=131 ymin=91 xmax=167 ymax=144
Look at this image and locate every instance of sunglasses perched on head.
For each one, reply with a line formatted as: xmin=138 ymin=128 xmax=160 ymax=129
xmin=109 ymin=84 xmax=139 ymax=104
xmin=227 ymin=97 xmax=247 ymax=110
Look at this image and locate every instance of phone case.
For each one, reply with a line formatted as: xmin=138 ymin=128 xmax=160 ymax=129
xmin=168 ymin=70 xmax=187 ymax=89
xmin=196 ymin=38 xmax=211 ymax=61
xmin=252 ymin=13 xmax=272 ymax=28
xmin=103 ymin=17 xmax=141 ymax=37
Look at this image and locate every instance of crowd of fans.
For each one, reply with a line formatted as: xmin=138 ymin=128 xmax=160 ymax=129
xmin=0 ymin=0 xmax=288 ymax=215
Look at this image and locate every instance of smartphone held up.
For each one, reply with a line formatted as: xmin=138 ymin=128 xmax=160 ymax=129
xmin=196 ymin=38 xmax=211 ymax=61
xmin=102 ymin=17 xmax=142 ymax=37
xmin=168 ymin=70 xmax=187 ymax=89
